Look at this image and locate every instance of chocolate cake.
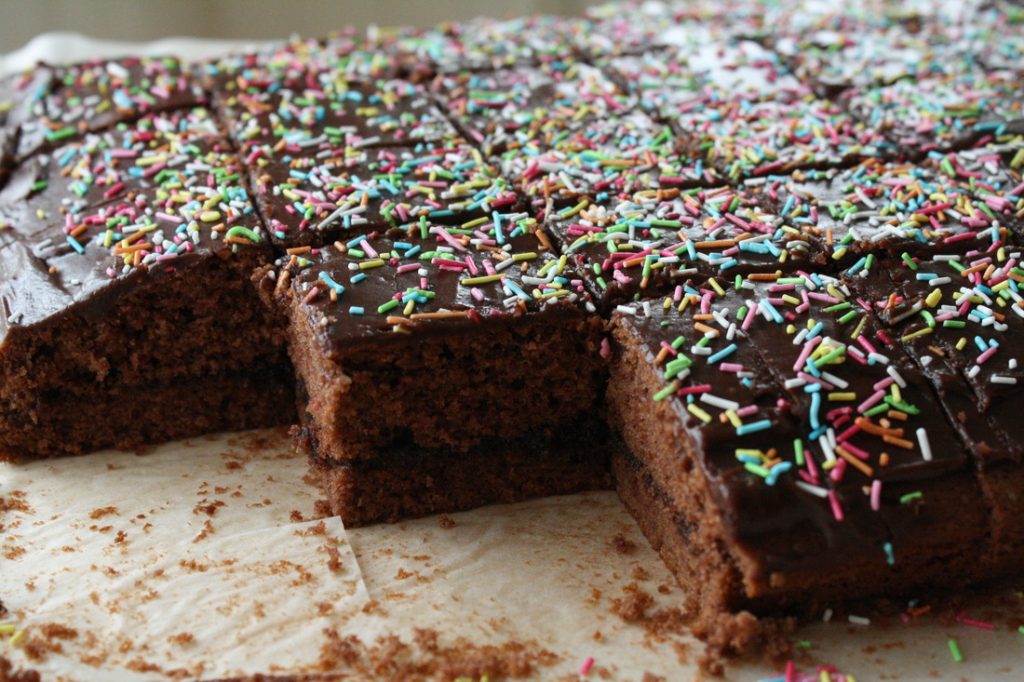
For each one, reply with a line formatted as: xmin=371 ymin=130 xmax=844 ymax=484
xmin=2 ymin=0 xmax=1024 ymax=667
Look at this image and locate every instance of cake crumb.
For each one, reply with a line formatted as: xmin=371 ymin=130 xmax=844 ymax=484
xmin=88 ymin=506 xmax=118 ymax=519
xmin=167 ymin=632 xmax=194 ymax=647
xmin=193 ymin=520 xmax=214 ymax=543
xmin=315 ymin=627 xmax=558 ymax=679
xmin=438 ymin=514 xmax=456 ymax=529
xmin=612 ymin=533 xmax=637 ymax=555
xmin=611 ymin=583 xmax=653 ymax=623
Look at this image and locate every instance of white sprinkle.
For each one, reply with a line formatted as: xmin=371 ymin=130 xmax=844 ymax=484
xmin=795 ymin=481 xmax=829 ymax=498
xmin=848 ymin=615 xmax=871 ymax=626
xmin=886 ymin=365 xmax=907 ymax=388
xmin=916 ymin=427 xmax=933 ymax=461
xmin=822 ymin=608 xmax=833 ymax=623
xmin=820 ymin=371 xmax=849 ymax=389
xmin=700 ymin=393 xmax=740 ymax=411
xmin=991 ymin=375 xmax=1018 ymax=385
xmin=818 ymin=434 xmax=837 ymax=464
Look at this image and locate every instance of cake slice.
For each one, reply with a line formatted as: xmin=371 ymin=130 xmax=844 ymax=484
xmin=0 ymin=109 xmax=293 ymax=459
xmin=264 ymin=215 xmax=609 ymax=524
xmin=741 ymin=157 xmax=1023 ymax=273
xmin=861 ymin=248 xmax=1024 ymax=581
xmin=6 ymin=56 xmax=205 ymax=163
xmin=243 ymin=138 xmax=518 ymax=247
xmin=606 ymin=272 xmax=992 ymax=656
xmin=842 ymin=69 xmax=1024 ymax=158
xmin=218 ymin=76 xmax=458 ymax=151
xmin=547 ymin=185 xmax=826 ymax=312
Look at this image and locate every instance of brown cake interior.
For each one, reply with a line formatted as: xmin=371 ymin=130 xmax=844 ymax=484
xmin=0 ymin=251 xmax=294 ymax=459
xmin=285 ymin=304 xmax=608 ymax=462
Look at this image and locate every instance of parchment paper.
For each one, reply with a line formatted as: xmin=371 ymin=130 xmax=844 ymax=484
xmin=2 ymin=34 xmax=1023 ymax=682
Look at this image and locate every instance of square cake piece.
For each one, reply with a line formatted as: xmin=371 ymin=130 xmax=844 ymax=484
xmin=859 ymin=246 xmax=1024 ymax=580
xmin=739 ymin=156 xmax=1023 ymax=273
xmin=244 ymin=139 xmax=519 ymax=247
xmin=548 ymin=186 xmax=826 ymax=312
xmin=0 ymin=109 xmax=293 ymax=459
xmin=5 ymin=56 xmax=205 ymax=163
xmin=266 ymin=214 xmax=609 ymax=524
xmin=607 ymin=271 xmax=995 ymax=657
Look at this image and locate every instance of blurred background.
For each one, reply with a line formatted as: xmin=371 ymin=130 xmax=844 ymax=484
xmin=0 ymin=0 xmax=602 ymax=53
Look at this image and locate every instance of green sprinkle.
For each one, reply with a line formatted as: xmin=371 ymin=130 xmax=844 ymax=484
xmin=377 ymin=299 xmax=400 ymax=314
xmin=900 ymin=491 xmax=923 ymax=505
xmin=838 ymin=309 xmax=859 ymax=325
xmin=948 ymin=638 xmax=963 ymax=663
xmin=224 ymin=226 xmax=262 ymax=243
xmin=653 ymin=381 xmax=680 ymax=402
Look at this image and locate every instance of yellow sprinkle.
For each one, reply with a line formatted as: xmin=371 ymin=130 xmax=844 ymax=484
xmin=687 ymin=403 xmax=713 ymax=424
xmin=725 ymin=409 xmax=742 ymax=427
xmin=461 ymin=274 xmax=503 ymax=286
xmin=560 ymin=199 xmax=590 ymax=218
xmin=900 ymin=327 xmax=933 ymax=342
xmin=956 ymin=337 xmax=968 ymax=350
xmin=708 ymin=278 xmax=725 ymax=296
xmin=461 ymin=216 xmax=489 ymax=229
xmin=199 ymin=210 xmax=222 ymax=222
xmin=828 ymin=392 xmax=857 ymax=401
xmin=0 ymin=624 xmax=15 ymax=635
xmin=925 ymin=289 xmax=942 ymax=307
xmin=781 ymin=294 xmax=801 ymax=306
xmin=512 ymin=252 xmax=538 ymax=262
xmin=358 ymin=258 xmax=386 ymax=270
xmin=9 ymin=629 xmax=25 ymax=647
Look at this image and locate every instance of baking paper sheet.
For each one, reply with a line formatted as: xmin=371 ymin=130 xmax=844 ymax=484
xmin=2 ymin=34 xmax=1023 ymax=681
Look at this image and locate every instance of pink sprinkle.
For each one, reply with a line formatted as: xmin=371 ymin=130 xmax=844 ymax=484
xmin=957 ymin=612 xmax=995 ymax=630
xmin=742 ymin=302 xmax=759 ymax=331
xmin=977 ymin=345 xmax=998 ymax=365
xmin=828 ymin=490 xmax=845 ymax=522
xmin=600 ymin=338 xmax=611 ymax=360
xmin=870 ymin=480 xmax=882 ymax=511
xmin=829 ymin=458 xmax=847 ymax=483
xmin=676 ymin=384 xmax=712 ymax=396
xmin=360 ymin=239 xmax=377 ymax=258
xmin=103 ymin=182 xmax=125 ymax=199
xmin=579 ymin=656 xmax=594 ymax=677
xmin=719 ymin=362 xmax=744 ymax=373
xmin=857 ymin=389 xmax=886 ymax=414
xmin=736 ymin=405 xmax=759 ymax=418
xmin=793 ymin=336 xmax=822 ymax=372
